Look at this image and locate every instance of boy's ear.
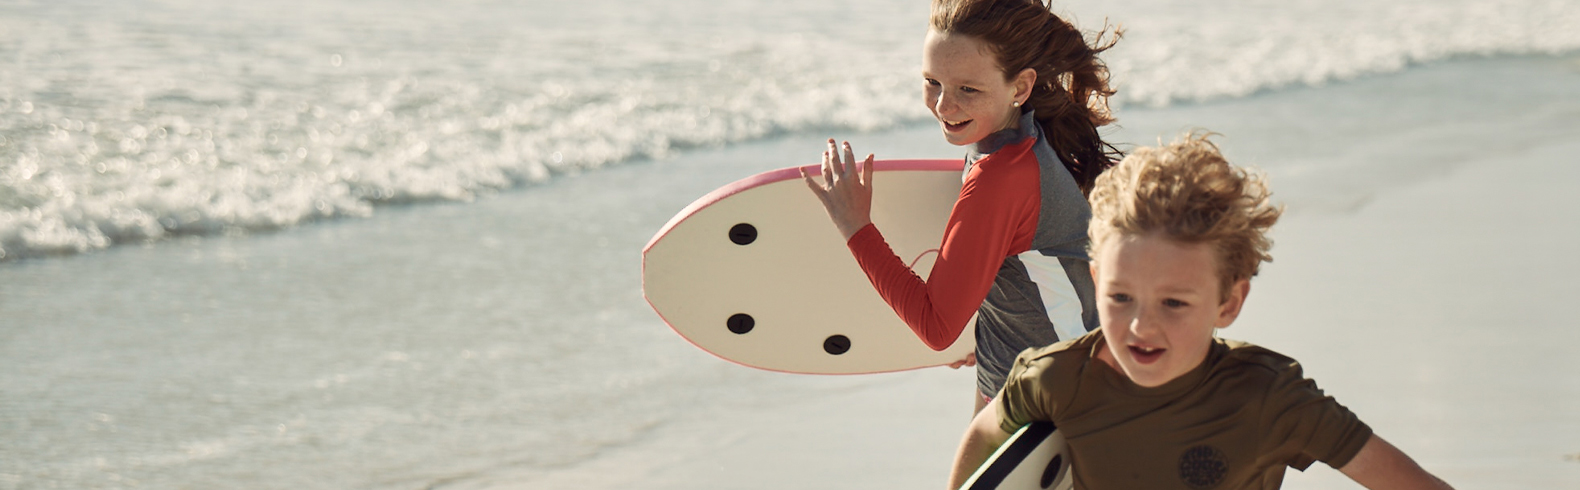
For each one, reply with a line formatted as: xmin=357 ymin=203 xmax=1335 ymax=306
xmin=1214 ymin=279 xmax=1251 ymax=328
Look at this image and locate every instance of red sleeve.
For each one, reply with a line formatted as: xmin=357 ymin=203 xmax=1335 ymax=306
xmin=846 ymin=139 xmax=1040 ymax=350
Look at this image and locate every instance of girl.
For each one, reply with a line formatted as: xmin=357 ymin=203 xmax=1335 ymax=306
xmin=803 ymin=0 xmax=1122 ymax=412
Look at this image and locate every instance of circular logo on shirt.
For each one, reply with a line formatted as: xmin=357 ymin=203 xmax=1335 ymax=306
xmin=1178 ymin=445 xmax=1228 ymax=488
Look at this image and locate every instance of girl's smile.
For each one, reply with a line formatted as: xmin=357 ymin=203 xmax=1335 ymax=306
xmin=921 ymin=30 xmax=1033 ymax=147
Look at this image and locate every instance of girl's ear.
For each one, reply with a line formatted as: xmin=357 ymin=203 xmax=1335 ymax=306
xmin=1012 ymin=68 xmax=1036 ymax=105
xmin=1214 ymin=279 xmax=1251 ymax=329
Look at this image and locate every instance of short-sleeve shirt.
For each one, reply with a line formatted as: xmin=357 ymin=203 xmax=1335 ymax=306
xmin=997 ymin=331 xmax=1373 ymax=489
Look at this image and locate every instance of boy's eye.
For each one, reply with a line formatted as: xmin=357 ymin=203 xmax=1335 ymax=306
xmin=924 ymin=78 xmax=941 ymax=87
xmin=1163 ymin=298 xmax=1189 ymax=308
xmin=1109 ymin=293 xmax=1132 ymax=303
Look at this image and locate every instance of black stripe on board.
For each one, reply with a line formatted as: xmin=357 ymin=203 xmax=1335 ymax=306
xmin=965 ymin=421 xmax=1058 ymax=490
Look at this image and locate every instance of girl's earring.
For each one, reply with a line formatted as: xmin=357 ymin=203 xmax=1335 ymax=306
xmin=1012 ymin=101 xmax=1021 ymax=107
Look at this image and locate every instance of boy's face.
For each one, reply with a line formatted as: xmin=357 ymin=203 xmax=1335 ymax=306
xmin=1092 ymin=233 xmax=1248 ymax=388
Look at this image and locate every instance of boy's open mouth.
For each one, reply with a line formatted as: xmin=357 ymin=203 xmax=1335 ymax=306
xmin=1128 ymin=345 xmax=1165 ymax=364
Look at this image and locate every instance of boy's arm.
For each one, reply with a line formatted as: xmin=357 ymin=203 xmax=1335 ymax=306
xmin=946 ymin=397 xmax=1015 ymax=490
xmin=1337 ymin=434 xmax=1454 ymax=490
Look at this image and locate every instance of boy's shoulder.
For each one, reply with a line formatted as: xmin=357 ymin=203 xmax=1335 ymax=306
xmin=1023 ymin=328 xmax=1099 ymax=357
xmin=996 ymin=331 xmax=1102 ymax=431
xmin=1012 ymin=330 xmax=1103 ymax=381
xmin=1208 ymin=338 xmax=1322 ymax=398
xmin=1214 ymin=338 xmax=1304 ymax=377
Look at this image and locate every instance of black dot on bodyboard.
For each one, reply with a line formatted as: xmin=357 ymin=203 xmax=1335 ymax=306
xmin=823 ymin=335 xmax=850 ymax=355
xmin=726 ymin=314 xmax=754 ymax=334
xmin=1041 ymin=454 xmax=1064 ymax=489
xmin=728 ymin=223 xmax=757 ymax=245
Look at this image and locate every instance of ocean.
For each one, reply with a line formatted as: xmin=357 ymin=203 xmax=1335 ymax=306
xmin=3 ymin=0 xmax=1579 ymax=488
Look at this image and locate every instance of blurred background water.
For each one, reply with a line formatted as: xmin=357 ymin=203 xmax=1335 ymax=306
xmin=3 ymin=0 xmax=1576 ymax=261
xmin=3 ymin=0 xmax=1579 ymax=489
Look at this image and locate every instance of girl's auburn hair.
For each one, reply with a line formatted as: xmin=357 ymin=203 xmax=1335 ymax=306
xmin=931 ymin=0 xmax=1122 ymax=195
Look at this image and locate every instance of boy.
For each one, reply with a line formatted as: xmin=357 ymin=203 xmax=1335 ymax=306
xmin=946 ymin=134 xmax=1454 ymax=489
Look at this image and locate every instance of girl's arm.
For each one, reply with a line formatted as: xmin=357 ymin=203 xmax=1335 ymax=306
xmin=805 ymin=139 xmax=1039 ymax=350
xmin=1337 ymin=434 xmax=1454 ymax=490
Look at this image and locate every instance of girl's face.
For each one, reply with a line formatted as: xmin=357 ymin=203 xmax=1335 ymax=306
xmin=922 ymin=30 xmax=1032 ymax=147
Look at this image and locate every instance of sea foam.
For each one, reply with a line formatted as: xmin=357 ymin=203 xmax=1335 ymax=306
xmin=1 ymin=0 xmax=1576 ymax=260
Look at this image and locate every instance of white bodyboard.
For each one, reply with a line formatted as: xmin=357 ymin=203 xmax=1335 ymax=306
xmin=959 ymin=422 xmax=1072 ymax=490
xmin=642 ymin=160 xmax=976 ymax=374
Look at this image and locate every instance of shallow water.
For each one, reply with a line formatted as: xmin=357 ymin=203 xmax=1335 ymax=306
xmin=4 ymin=1 xmax=1580 ymax=489
xmin=6 ymin=54 xmax=1580 ymax=489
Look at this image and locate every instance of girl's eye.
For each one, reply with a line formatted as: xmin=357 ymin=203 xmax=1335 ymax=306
xmin=960 ymin=86 xmax=980 ymax=94
xmin=1163 ymin=298 xmax=1189 ymax=308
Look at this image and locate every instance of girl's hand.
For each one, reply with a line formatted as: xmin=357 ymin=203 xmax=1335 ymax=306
xmin=948 ymin=352 xmax=977 ymax=369
xmin=801 ymin=139 xmax=875 ymax=240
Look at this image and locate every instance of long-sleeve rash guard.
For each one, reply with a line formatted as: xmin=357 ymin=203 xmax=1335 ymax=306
xmin=846 ymin=109 xmax=1099 ymax=395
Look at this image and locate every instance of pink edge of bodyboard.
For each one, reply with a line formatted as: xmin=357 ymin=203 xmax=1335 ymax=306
xmin=640 ymin=159 xmax=966 ymax=375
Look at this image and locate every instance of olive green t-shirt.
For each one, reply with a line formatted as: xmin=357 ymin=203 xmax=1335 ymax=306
xmin=996 ymin=331 xmax=1372 ymax=489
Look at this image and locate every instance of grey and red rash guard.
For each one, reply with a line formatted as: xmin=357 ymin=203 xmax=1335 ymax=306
xmin=846 ymin=109 xmax=1099 ymax=396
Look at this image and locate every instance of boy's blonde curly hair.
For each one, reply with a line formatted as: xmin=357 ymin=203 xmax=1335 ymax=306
xmin=1087 ymin=132 xmax=1283 ymax=300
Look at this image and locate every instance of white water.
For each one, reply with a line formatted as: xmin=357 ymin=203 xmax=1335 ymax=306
xmin=2 ymin=0 xmax=1577 ymax=260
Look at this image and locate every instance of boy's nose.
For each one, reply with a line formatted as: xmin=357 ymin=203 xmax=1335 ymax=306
xmin=1128 ymin=309 xmax=1161 ymax=337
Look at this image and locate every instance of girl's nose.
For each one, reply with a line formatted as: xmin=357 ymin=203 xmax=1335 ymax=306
xmin=932 ymin=91 xmax=955 ymax=116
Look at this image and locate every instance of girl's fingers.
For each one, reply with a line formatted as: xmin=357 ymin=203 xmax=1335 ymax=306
xmin=801 ymin=167 xmax=829 ymax=204
xmin=826 ymin=139 xmax=844 ymax=177
xmin=821 ymin=138 xmax=875 ymax=189
xmin=821 ymin=150 xmax=834 ymax=187
xmin=841 ymin=142 xmax=857 ymax=177
xmin=862 ymin=153 xmax=874 ymax=186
